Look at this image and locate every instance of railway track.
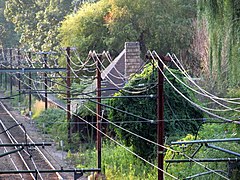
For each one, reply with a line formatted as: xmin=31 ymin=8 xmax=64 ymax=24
xmin=0 ymin=101 xmax=63 ymax=180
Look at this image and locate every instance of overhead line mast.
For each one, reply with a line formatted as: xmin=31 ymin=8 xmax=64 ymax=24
xmin=146 ymin=53 xmax=171 ymax=180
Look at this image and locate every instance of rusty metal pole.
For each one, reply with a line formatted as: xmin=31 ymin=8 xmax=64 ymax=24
xmin=0 ymin=49 xmax=2 ymax=87
xmin=96 ymin=54 xmax=102 ymax=171
xmin=43 ymin=53 xmax=48 ymax=110
xmin=157 ymin=56 xmax=164 ymax=180
xmin=9 ymin=48 xmax=13 ymax=96
xmin=66 ymin=47 xmax=72 ymax=144
xmin=17 ymin=49 xmax=21 ymax=105
xmin=28 ymin=52 xmax=32 ymax=117
xmin=146 ymin=53 xmax=166 ymax=180
xmin=4 ymin=49 xmax=7 ymax=91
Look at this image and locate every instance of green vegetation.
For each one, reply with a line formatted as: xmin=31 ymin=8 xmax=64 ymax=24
xmin=4 ymin=0 xmax=72 ymax=50
xmin=64 ymin=121 xmax=239 ymax=179
xmin=59 ymin=0 xmax=197 ymax=57
xmin=166 ymin=122 xmax=240 ymax=179
xmin=33 ymin=107 xmax=81 ymax=150
xmin=67 ymin=141 xmax=157 ymax=179
xmin=0 ymin=0 xmax=19 ymax=48
xmin=198 ymin=0 xmax=240 ymax=88
xmin=108 ymin=63 xmax=204 ymax=160
xmin=59 ymin=0 xmax=110 ymax=56
xmin=1 ymin=0 xmax=240 ymax=179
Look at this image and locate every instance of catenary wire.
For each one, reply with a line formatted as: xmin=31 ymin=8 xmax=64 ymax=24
xmin=148 ymin=51 xmax=240 ymax=125
xmin=151 ymin=51 xmax=240 ymax=112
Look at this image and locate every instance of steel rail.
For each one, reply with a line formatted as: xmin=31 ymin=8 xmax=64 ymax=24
xmin=0 ymin=143 xmax=51 ymax=147
xmin=0 ymin=101 xmax=63 ymax=179
xmin=0 ymin=138 xmax=24 ymax=179
xmin=0 ymin=168 xmax=101 ymax=174
xmin=1 ymin=118 xmax=56 ymax=180
xmin=0 ymin=120 xmax=35 ymax=179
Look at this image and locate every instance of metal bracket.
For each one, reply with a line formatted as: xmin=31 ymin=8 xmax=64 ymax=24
xmin=74 ymin=171 xmax=83 ymax=180
xmin=0 ymin=147 xmax=23 ymax=158
xmin=191 ymin=144 xmax=203 ymax=158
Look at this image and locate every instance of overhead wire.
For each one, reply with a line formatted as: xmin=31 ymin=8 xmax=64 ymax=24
xmin=102 ymin=51 xmax=126 ymax=78
xmin=65 ymin=56 xmax=95 ymax=83
xmin=0 ymin=48 xmax=231 ymax=179
xmin=81 ymin=102 xmax=229 ymax=180
xmin=22 ymin=52 xmax=45 ymax=100
xmin=27 ymin=52 xmax=229 ymax=179
xmin=2 ymin=57 xmax=173 ymax=175
xmin=171 ymin=53 xmax=240 ymax=103
xmin=150 ymin=51 xmax=240 ymax=112
xmin=148 ymin=51 xmax=240 ymax=125
xmin=44 ymin=99 xmax=179 ymax=179
xmin=1 ymin=55 xmax=58 ymax=101
xmin=96 ymin=51 xmax=126 ymax=81
xmin=93 ymin=53 xmax=156 ymax=94
xmin=1 ymin=69 xmax=177 ymax=178
xmin=169 ymin=52 xmax=240 ymax=106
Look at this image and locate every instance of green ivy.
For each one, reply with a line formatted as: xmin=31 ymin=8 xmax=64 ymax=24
xmin=108 ymin=63 xmax=204 ymax=160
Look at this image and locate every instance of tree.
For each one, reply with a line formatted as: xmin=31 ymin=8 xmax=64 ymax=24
xmin=108 ymin=63 xmax=204 ymax=160
xmin=59 ymin=0 xmax=198 ymax=57
xmin=0 ymin=0 xmax=19 ymax=48
xmin=4 ymin=0 xmax=72 ymax=50
xmin=59 ymin=0 xmax=109 ymax=55
xmin=198 ymin=0 xmax=240 ymax=88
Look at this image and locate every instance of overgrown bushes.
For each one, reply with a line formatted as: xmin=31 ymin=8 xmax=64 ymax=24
xmin=33 ymin=108 xmax=80 ymax=150
xmin=108 ymin=63 xmax=204 ymax=160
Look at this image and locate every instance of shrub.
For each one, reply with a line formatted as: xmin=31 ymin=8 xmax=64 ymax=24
xmin=108 ymin=63 xmax=204 ymax=160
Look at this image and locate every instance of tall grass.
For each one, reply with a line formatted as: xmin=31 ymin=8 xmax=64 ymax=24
xmin=71 ymin=141 xmax=157 ymax=179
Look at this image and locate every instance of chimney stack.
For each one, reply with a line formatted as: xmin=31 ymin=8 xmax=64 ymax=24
xmin=125 ymin=42 xmax=142 ymax=79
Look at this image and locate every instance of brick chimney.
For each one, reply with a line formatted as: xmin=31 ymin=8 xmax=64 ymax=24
xmin=125 ymin=42 xmax=142 ymax=79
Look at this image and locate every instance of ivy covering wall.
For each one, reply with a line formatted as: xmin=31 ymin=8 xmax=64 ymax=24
xmin=108 ymin=64 xmax=204 ymax=159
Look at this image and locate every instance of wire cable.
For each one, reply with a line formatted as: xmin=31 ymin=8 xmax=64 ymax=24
xmin=45 ymin=99 xmax=178 ymax=179
xmin=151 ymin=51 xmax=240 ymax=112
xmin=81 ymin=103 xmax=229 ymax=179
xmin=148 ymin=51 xmax=240 ymax=125
xmin=171 ymin=53 xmax=240 ymax=103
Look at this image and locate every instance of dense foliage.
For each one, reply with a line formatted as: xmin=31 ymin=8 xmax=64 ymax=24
xmin=198 ymin=0 xmax=240 ymax=88
xmin=108 ymin=63 xmax=204 ymax=159
xmin=34 ymin=108 xmax=78 ymax=149
xmin=1 ymin=0 xmax=239 ymax=178
xmin=4 ymin=0 xmax=73 ymax=50
xmin=166 ymin=122 xmax=240 ymax=179
xmin=0 ymin=0 xmax=18 ymax=47
xmin=59 ymin=0 xmax=110 ymax=55
xmin=67 ymin=122 xmax=239 ymax=179
xmin=59 ymin=0 xmax=197 ymax=57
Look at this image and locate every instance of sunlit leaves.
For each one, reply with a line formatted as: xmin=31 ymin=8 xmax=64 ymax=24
xmin=59 ymin=0 xmax=197 ymax=59
xmin=4 ymin=0 xmax=72 ymax=50
xmin=59 ymin=0 xmax=110 ymax=54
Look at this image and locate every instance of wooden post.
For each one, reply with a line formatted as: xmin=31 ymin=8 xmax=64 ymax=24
xmin=146 ymin=53 xmax=171 ymax=180
xmin=4 ymin=49 xmax=7 ymax=91
xmin=0 ymin=49 xmax=2 ymax=87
